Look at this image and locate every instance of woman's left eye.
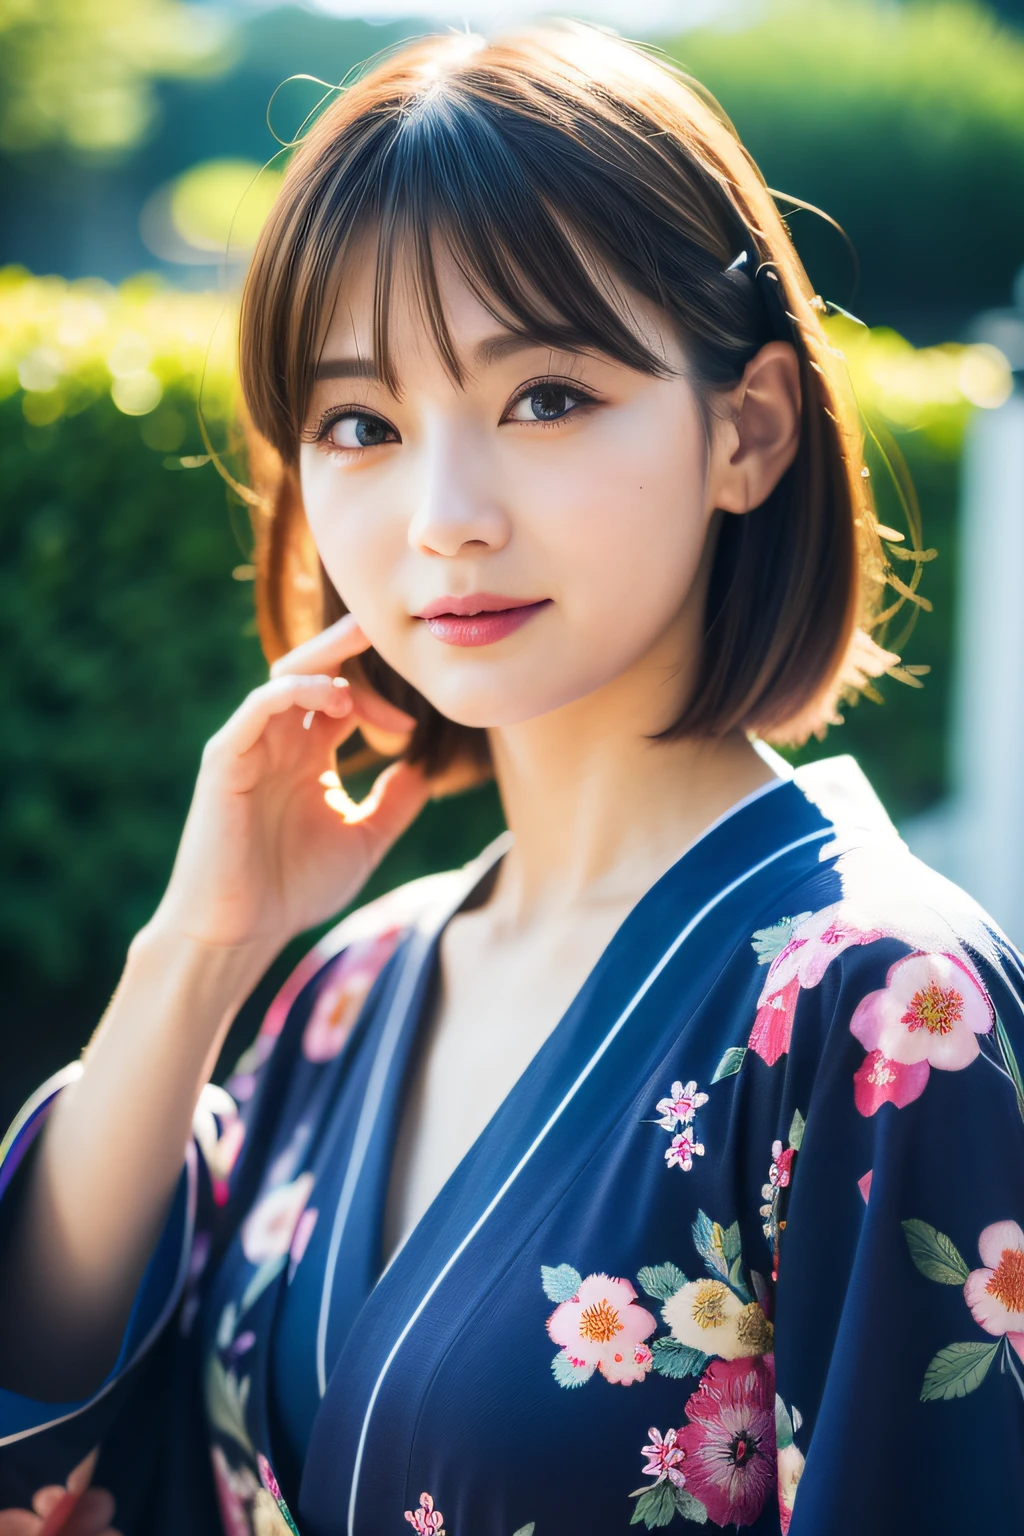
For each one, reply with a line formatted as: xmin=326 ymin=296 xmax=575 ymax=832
xmin=505 ymin=380 xmax=595 ymax=426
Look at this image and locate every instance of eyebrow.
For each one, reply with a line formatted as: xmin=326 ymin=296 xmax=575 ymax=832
xmin=314 ymin=331 xmax=576 ymax=382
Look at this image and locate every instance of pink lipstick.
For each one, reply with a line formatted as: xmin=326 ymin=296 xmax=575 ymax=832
xmin=415 ymin=593 xmax=551 ymax=648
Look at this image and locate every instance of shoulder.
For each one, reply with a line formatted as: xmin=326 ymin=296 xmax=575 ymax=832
xmin=738 ymin=753 xmax=1023 ymax=1063
xmin=754 ymin=827 xmax=1024 ymax=1121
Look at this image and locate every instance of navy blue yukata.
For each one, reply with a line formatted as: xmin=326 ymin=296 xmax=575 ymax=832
xmin=2 ymin=751 xmax=1024 ymax=1535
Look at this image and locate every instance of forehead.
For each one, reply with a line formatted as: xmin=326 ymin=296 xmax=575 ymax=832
xmin=317 ymin=219 xmax=679 ymax=384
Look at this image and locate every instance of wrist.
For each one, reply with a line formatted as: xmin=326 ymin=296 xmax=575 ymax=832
xmin=126 ymin=920 xmax=278 ymax=1019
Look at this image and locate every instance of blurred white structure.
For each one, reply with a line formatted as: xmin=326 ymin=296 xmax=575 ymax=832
xmin=902 ymin=278 xmax=1024 ymax=945
xmin=297 ymin=0 xmax=748 ymax=32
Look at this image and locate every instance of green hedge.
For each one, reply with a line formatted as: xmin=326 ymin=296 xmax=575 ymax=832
xmin=664 ymin=0 xmax=1024 ymax=325
xmin=0 ymin=267 xmax=1010 ymax=1126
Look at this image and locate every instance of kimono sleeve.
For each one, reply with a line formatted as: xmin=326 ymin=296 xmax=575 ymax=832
xmin=773 ymin=928 xmax=1024 ymax=1535
xmin=0 ymin=1064 xmax=209 ymax=1509
xmin=0 ymin=897 xmax=409 ymax=1522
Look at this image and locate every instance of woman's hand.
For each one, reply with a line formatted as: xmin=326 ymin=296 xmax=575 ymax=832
xmin=147 ymin=614 xmax=432 ymax=960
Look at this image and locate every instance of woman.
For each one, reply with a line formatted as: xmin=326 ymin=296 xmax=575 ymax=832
xmin=1 ymin=20 xmax=1022 ymax=1536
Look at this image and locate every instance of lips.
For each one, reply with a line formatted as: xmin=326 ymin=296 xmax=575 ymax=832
xmin=414 ymin=593 xmax=551 ymax=648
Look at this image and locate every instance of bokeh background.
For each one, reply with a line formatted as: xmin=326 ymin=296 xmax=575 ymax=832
xmin=4 ymin=0 xmax=1024 ymax=1129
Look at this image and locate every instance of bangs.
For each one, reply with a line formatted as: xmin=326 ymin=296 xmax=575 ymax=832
xmin=363 ymin=92 xmax=680 ymax=404
xmin=243 ymin=56 xmax=769 ymax=461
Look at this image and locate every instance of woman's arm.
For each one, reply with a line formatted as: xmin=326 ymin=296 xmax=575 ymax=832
xmin=0 ymin=614 xmax=430 ymax=1401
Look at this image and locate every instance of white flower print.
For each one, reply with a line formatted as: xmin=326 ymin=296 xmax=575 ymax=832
xmin=655 ymin=1079 xmax=709 ymax=1131
xmin=665 ymin=1127 xmax=705 ymax=1173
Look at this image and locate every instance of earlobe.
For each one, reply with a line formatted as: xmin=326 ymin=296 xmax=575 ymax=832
xmin=711 ymin=342 xmax=803 ymax=517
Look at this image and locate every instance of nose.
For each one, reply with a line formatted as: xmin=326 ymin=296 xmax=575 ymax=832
xmin=406 ymin=427 xmax=510 ymax=558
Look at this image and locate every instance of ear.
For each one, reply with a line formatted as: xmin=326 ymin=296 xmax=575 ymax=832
xmin=707 ymin=341 xmax=802 ymax=516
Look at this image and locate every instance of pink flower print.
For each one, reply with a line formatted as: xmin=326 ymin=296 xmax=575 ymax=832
xmin=748 ymin=976 xmax=800 ymax=1067
xmin=749 ymin=904 xmax=883 ymax=1067
xmin=241 ymin=1172 xmax=315 ymax=1265
xmin=302 ymin=932 xmax=401 ymax=1063
xmin=777 ymin=1441 xmax=806 ymax=1535
xmin=547 ymin=1273 xmax=657 ymax=1385
xmin=640 ymin=1426 xmax=687 ymax=1489
xmin=762 ymin=904 xmax=881 ymax=996
xmin=288 ymin=1206 xmax=318 ymax=1281
xmin=210 ymin=1446 xmax=259 ymax=1536
xmin=665 ymin=1126 xmax=705 ymax=1173
xmin=963 ymin=1221 xmax=1024 ymax=1362
xmin=257 ymin=1455 xmax=282 ymax=1502
xmin=675 ymin=1355 xmax=776 ymax=1527
xmin=852 ymin=1050 xmax=929 ymax=1116
xmin=655 ymin=1080 xmax=708 ymax=1131
xmin=633 ymin=1342 xmax=654 ymax=1375
xmin=850 ymin=952 xmax=994 ymax=1115
xmin=768 ymin=1142 xmax=794 ymax=1188
xmin=405 ymin=1493 xmax=445 ymax=1534
xmin=193 ymin=1093 xmax=246 ymax=1207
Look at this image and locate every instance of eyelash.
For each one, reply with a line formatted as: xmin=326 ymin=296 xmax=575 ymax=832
xmin=308 ymin=375 xmax=599 ymax=460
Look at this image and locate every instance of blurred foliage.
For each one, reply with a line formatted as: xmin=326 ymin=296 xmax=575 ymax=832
xmin=3 ymin=1 xmax=1023 ymax=333
xmin=0 ymin=265 xmax=1013 ymax=1125
xmin=0 ymin=0 xmax=234 ymax=156
xmin=166 ymin=158 xmax=285 ymax=254
xmin=666 ymin=0 xmax=1024 ymax=328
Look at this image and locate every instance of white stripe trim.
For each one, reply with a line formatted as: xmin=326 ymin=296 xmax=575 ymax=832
xmin=345 ymin=824 xmax=830 ymax=1535
xmin=315 ymin=835 xmax=512 ymax=1397
xmin=0 ymin=1140 xmax=198 ymax=1449
xmin=0 ymin=1062 xmax=84 ymax=1172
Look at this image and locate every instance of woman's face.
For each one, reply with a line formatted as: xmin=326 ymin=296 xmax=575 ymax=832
xmin=299 ymin=230 xmax=727 ymax=734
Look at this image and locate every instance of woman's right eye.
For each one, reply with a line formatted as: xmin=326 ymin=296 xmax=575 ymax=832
xmin=321 ymin=412 xmax=399 ymax=452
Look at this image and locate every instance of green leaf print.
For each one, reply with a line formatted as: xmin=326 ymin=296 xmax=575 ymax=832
xmin=637 ymin=1263 xmax=687 ymax=1301
xmin=651 ymin=1336 xmax=708 ymax=1379
xmin=902 ymin=1220 xmax=970 ymax=1285
xmin=239 ymin=1254 xmax=288 ymax=1315
xmin=920 ymin=1340 xmax=1000 ymax=1401
xmin=787 ymin=1108 xmax=805 ymax=1151
xmin=629 ymin=1482 xmax=708 ymax=1528
xmin=551 ymin=1348 xmax=595 ymax=1388
xmin=750 ymin=913 xmax=811 ymax=965
xmin=630 ymin=1480 xmax=678 ymax=1527
xmin=671 ymin=1488 xmax=708 ymax=1524
xmin=511 ymin=1526 xmax=536 ymax=1536
xmin=711 ymin=1046 xmax=746 ymax=1083
xmin=541 ymin=1263 xmax=582 ymax=1303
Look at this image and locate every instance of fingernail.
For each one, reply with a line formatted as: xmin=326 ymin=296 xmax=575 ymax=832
xmin=302 ymin=710 xmax=316 ymax=730
xmin=331 ymin=676 xmax=348 ymax=689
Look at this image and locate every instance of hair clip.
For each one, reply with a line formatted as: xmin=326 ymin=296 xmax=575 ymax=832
xmin=726 ymin=249 xmax=869 ymax=339
xmin=725 ymin=249 xmax=795 ymax=344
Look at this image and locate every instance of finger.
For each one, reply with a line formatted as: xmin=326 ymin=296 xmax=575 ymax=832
xmin=211 ymin=675 xmax=354 ymax=761
xmin=61 ymin=1490 xmax=115 ymax=1536
xmin=64 ymin=1452 xmax=98 ymax=1498
xmin=269 ymin=613 xmax=371 ymax=680
xmin=32 ymin=1489 xmax=65 ymax=1516
xmin=347 ymin=680 xmax=418 ymax=737
xmin=324 ymin=759 xmax=431 ymax=847
xmin=0 ymin=1510 xmax=41 ymax=1534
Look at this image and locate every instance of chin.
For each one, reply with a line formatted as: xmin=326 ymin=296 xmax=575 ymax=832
xmin=411 ymin=670 xmax=610 ymax=731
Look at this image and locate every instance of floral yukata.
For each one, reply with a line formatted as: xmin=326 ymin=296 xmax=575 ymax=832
xmin=2 ymin=752 xmax=1024 ymax=1535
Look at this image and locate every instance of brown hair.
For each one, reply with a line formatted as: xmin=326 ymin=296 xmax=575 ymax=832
xmin=238 ymin=19 xmax=890 ymax=774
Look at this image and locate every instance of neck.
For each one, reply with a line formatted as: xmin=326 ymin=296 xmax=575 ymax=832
xmin=485 ymin=656 xmax=782 ymax=929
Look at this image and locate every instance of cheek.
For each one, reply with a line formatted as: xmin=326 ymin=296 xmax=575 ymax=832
xmin=299 ymin=454 xmax=404 ymax=629
xmin=531 ymin=405 xmax=711 ymax=627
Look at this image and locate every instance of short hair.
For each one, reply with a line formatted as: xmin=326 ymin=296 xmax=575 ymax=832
xmin=238 ymin=20 xmax=887 ymax=774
